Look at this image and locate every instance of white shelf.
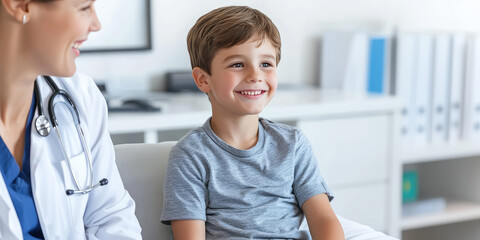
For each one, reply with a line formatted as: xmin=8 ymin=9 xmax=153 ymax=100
xmin=401 ymin=141 xmax=480 ymax=164
xmin=402 ymin=201 xmax=480 ymax=230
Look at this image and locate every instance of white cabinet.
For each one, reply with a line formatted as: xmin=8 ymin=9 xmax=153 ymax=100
xmin=333 ymin=183 xmax=388 ymax=232
xmin=298 ymin=114 xmax=393 ymax=232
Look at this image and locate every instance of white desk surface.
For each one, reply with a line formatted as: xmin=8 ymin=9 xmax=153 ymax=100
xmin=108 ymin=88 xmax=400 ymax=138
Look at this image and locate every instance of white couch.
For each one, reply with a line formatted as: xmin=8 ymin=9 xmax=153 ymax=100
xmin=115 ymin=142 xmax=397 ymax=240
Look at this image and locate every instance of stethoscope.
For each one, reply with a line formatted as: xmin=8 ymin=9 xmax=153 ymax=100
xmin=33 ymin=76 xmax=108 ymax=196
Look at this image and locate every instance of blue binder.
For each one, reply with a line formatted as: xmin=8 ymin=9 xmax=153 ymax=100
xmin=367 ymin=38 xmax=386 ymax=94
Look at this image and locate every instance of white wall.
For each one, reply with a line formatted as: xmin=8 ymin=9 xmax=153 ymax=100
xmin=76 ymin=0 xmax=480 ymax=92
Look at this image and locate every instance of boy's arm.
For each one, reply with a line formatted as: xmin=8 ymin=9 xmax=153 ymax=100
xmin=171 ymin=220 xmax=206 ymax=240
xmin=303 ymin=193 xmax=344 ymax=240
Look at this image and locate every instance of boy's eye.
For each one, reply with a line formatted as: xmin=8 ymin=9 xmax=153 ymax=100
xmin=231 ymin=63 xmax=244 ymax=68
xmin=260 ymin=62 xmax=272 ymax=67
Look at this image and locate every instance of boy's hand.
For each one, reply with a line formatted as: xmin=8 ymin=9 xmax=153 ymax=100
xmin=171 ymin=220 xmax=206 ymax=240
xmin=303 ymin=193 xmax=345 ymax=240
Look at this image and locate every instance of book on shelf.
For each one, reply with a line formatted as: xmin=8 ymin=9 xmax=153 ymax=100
xmin=402 ymin=197 xmax=447 ymax=217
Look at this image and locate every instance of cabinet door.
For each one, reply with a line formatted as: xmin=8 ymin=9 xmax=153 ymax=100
xmin=332 ymin=183 xmax=388 ymax=232
xmin=297 ymin=114 xmax=391 ymax=187
xmin=297 ymin=114 xmax=391 ymax=231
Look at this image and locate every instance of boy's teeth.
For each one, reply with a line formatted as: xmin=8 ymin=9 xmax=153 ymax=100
xmin=73 ymin=43 xmax=81 ymax=49
xmin=241 ymin=90 xmax=262 ymax=96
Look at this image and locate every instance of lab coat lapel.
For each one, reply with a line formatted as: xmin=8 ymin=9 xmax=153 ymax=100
xmin=29 ymin=77 xmax=75 ymax=238
xmin=0 ymin=172 xmax=22 ymax=240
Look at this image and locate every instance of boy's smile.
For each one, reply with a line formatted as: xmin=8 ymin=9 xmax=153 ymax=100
xmin=202 ymin=36 xmax=278 ymax=117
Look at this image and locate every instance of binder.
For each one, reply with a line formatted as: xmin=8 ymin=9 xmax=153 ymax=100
xmin=321 ymin=30 xmax=391 ymax=96
xmin=367 ymin=34 xmax=391 ymax=95
xmin=321 ymin=31 xmax=368 ymax=94
xmin=463 ymin=34 xmax=480 ymax=141
xmin=449 ymin=34 xmax=467 ymax=143
xmin=431 ymin=34 xmax=452 ymax=144
xmin=395 ymin=33 xmax=418 ymax=146
xmin=344 ymin=33 xmax=369 ymax=94
xmin=413 ymin=35 xmax=434 ymax=146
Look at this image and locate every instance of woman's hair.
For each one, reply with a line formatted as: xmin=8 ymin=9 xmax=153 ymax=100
xmin=187 ymin=6 xmax=281 ymax=75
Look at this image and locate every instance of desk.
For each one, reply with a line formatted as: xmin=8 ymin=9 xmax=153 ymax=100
xmin=108 ymin=88 xmax=399 ymax=142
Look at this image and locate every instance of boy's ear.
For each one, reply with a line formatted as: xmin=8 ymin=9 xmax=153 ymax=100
xmin=192 ymin=67 xmax=210 ymax=93
xmin=1 ymin=0 xmax=30 ymax=24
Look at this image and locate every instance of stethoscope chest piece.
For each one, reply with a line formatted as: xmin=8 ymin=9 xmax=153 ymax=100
xmin=35 ymin=115 xmax=51 ymax=137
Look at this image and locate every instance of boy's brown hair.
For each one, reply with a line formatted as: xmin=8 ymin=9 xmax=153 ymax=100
xmin=187 ymin=6 xmax=281 ymax=75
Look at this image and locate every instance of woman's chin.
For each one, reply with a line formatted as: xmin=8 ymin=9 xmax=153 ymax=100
xmin=51 ymin=66 xmax=76 ymax=77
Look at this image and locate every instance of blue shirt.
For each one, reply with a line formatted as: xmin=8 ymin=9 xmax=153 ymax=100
xmin=0 ymin=94 xmax=44 ymax=239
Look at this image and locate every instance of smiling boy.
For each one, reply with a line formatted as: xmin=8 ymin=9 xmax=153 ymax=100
xmin=161 ymin=6 xmax=344 ymax=239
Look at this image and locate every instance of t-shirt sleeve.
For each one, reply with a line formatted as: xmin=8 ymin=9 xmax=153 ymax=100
xmin=161 ymin=145 xmax=208 ymax=224
xmin=292 ymin=130 xmax=333 ymax=208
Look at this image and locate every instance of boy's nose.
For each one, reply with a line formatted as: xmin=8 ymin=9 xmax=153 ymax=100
xmin=246 ymin=68 xmax=263 ymax=83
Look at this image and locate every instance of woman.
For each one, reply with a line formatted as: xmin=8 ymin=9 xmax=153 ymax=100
xmin=0 ymin=0 xmax=141 ymax=239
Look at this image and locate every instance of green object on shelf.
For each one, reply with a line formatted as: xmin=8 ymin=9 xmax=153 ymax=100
xmin=403 ymin=170 xmax=418 ymax=203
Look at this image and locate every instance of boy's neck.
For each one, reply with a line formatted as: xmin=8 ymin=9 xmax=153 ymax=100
xmin=210 ymin=114 xmax=260 ymax=150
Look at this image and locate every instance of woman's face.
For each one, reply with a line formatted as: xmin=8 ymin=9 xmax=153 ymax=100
xmin=24 ymin=0 xmax=101 ymax=77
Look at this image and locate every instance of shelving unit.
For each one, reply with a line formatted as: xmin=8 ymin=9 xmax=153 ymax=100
xmin=399 ymin=141 xmax=480 ymax=239
xmin=402 ymin=201 xmax=480 ymax=230
xmin=401 ymin=141 xmax=480 ymax=164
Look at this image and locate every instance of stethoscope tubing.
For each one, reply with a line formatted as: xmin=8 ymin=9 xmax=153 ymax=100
xmin=34 ymin=76 xmax=108 ymax=195
xmin=43 ymin=76 xmax=81 ymax=128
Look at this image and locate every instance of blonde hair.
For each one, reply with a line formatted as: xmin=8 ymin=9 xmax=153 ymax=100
xmin=187 ymin=6 xmax=281 ymax=74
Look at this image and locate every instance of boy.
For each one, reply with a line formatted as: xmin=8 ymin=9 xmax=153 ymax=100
xmin=161 ymin=6 xmax=344 ymax=239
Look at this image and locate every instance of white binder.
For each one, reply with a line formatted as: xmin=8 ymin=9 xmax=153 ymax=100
xmin=344 ymin=32 xmax=369 ymax=94
xmin=413 ymin=35 xmax=434 ymax=146
xmin=395 ymin=33 xmax=418 ymax=146
xmin=449 ymin=34 xmax=467 ymax=143
xmin=321 ymin=31 xmax=368 ymax=94
xmin=463 ymin=34 xmax=480 ymax=141
xmin=431 ymin=34 xmax=452 ymax=144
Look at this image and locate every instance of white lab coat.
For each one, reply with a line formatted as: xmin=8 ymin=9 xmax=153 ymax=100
xmin=0 ymin=73 xmax=142 ymax=240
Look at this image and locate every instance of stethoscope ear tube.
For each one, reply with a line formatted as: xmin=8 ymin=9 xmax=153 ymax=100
xmin=43 ymin=75 xmax=81 ymax=129
xmin=47 ymin=89 xmax=81 ymax=128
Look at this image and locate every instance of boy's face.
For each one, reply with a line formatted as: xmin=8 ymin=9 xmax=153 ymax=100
xmin=202 ymin=36 xmax=278 ymax=117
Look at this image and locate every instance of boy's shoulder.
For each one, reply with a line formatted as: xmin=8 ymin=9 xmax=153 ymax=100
xmin=174 ymin=125 xmax=210 ymax=151
xmin=260 ymin=118 xmax=312 ymax=149
xmin=260 ymin=118 xmax=302 ymax=136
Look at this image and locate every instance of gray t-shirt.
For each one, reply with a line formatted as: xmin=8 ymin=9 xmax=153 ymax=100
xmin=161 ymin=118 xmax=332 ymax=239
